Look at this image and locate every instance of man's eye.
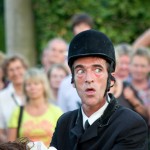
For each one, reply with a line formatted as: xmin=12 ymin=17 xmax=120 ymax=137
xmin=95 ymin=68 xmax=101 ymax=73
xmin=77 ymin=69 xmax=84 ymax=74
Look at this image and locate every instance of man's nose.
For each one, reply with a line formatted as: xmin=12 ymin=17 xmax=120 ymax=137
xmin=85 ymin=72 xmax=94 ymax=83
xmin=12 ymin=69 xmax=19 ymax=75
xmin=121 ymin=63 xmax=129 ymax=69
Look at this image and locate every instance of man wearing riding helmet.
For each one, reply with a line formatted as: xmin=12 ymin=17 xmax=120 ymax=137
xmin=50 ymin=30 xmax=148 ymax=150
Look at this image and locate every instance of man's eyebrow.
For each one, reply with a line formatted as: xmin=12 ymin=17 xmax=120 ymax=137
xmin=74 ymin=65 xmax=84 ymax=70
xmin=92 ymin=64 xmax=103 ymax=68
xmin=74 ymin=64 xmax=103 ymax=70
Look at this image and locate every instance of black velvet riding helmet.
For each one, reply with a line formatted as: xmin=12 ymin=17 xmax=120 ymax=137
xmin=68 ymin=29 xmax=116 ymax=96
xmin=68 ymin=29 xmax=116 ymax=72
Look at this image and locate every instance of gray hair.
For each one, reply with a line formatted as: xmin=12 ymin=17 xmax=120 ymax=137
xmin=115 ymin=43 xmax=132 ymax=63
xmin=47 ymin=37 xmax=67 ymax=49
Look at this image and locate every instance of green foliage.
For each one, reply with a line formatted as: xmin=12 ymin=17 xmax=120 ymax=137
xmin=32 ymin=0 xmax=150 ymax=60
xmin=0 ymin=0 xmax=5 ymax=52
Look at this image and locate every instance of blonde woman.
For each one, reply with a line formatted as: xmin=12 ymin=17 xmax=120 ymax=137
xmin=8 ymin=68 xmax=63 ymax=147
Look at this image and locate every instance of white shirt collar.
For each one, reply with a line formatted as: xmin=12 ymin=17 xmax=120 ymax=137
xmin=7 ymin=83 xmax=25 ymax=106
xmin=7 ymin=83 xmax=15 ymax=93
xmin=81 ymin=95 xmax=110 ymax=129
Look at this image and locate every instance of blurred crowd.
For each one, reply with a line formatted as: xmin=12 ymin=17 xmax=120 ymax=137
xmin=0 ymin=13 xmax=150 ymax=148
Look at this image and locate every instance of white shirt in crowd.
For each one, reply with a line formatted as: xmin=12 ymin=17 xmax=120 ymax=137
xmin=0 ymin=83 xmax=24 ymax=129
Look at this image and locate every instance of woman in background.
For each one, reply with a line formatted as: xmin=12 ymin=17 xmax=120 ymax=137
xmin=114 ymin=43 xmax=132 ymax=81
xmin=47 ymin=64 xmax=69 ymax=104
xmin=8 ymin=68 xmax=62 ymax=147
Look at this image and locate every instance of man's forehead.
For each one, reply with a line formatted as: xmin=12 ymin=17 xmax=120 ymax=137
xmin=50 ymin=40 xmax=66 ymax=47
xmin=73 ymin=56 xmax=107 ymax=66
xmin=131 ymin=55 xmax=150 ymax=63
xmin=8 ymin=59 xmax=23 ymax=66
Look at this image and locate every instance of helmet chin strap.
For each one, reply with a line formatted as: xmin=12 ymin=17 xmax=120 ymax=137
xmin=71 ymin=76 xmax=74 ymax=84
xmin=71 ymin=67 xmax=74 ymax=84
xmin=104 ymin=62 xmax=115 ymax=103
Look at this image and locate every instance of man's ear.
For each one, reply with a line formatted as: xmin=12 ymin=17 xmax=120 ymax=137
xmin=110 ymin=73 xmax=116 ymax=87
xmin=111 ymin=72 xmax=116 ymax=78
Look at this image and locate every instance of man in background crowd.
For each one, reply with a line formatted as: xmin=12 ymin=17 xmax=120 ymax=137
xmin=0 ymin=55 xmax=28 ymax=142
xmin=71 ymin=13 xmax=93 ymax=35
xmin=41 ymin=38 xmax=68 ymax=72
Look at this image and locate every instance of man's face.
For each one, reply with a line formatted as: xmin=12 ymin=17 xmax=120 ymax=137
xmin=7 ymin=60 xmax=26 ymax=86
xmin=130 ymin=55 xmax=150 ymax=81
xmin=41 ymin=50 xmax=50 ymax=66
xmin=48 ymin=41 xmax=67 ymax=64
xmin=25 ymin=80 xmax=45 ymax=100
xmin=49 ymin=68 xmax=67 ymax=90
xmin=73 ymin=57 xmax=108 ymax=111
xmin=73 ymin=23 xmax=91 ymax=35
xmin=116 ymin=55 xmax=130 ymax=80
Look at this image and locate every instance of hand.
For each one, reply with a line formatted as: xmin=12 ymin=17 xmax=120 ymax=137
xmin=123 ymin=87 xmax=136 ymax=102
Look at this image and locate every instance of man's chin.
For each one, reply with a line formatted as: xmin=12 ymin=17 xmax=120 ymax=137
xmin=13 ymin=81 xmax=23 ymax=85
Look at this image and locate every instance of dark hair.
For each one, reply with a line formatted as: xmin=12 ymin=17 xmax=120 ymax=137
xmin=115 ymin=43 xmax=132 ymax=57
xmin=71 ymin=13 xmax=93 ymax=29
xmin=2 ymin=54 xmax=28 ymax=77
xmin=0 ymin=137 xmax=33 ymax=150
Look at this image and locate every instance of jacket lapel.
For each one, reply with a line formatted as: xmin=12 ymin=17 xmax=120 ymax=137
xmin=98 ymin=95 xmax=120 ymax=127
xmin=70 ymin=94 xmax=120 ymax=147
xmin=80 ymin=120 xmax=98 ymax=143
xmin=70 ymin=109 xmax=84 ymax=149
xmin=80 ymin=94 xmax=120 ymax=143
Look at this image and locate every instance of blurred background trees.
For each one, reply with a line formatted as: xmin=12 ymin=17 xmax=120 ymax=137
xmin=4 ymin=0 xmax=36 ymax=66
xmin=0 ymin=0 xmax=5 ymax=51
xmin=0 ymin=0 xmax=150 ymax=64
